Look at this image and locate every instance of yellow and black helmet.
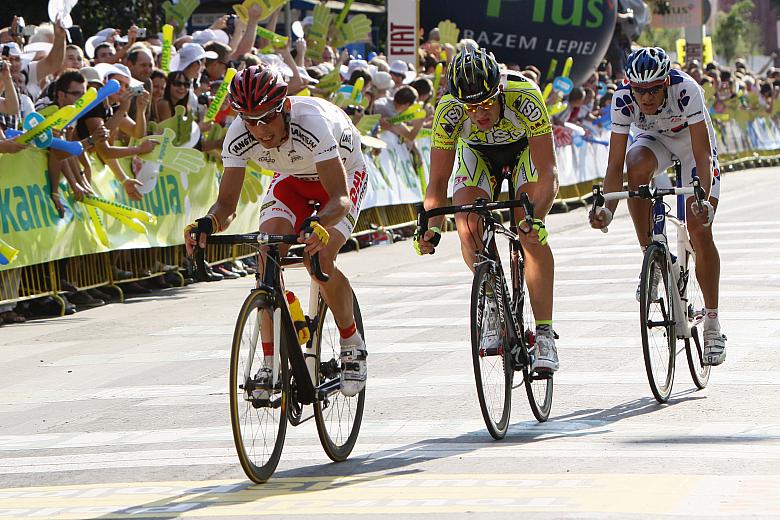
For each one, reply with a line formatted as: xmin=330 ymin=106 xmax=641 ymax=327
xmin=446 ymin=47 xmax=501 ymax=104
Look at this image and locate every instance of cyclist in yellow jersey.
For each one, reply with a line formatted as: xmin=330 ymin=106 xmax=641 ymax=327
xmin=415 ymin=47 xmax=560 ymax=373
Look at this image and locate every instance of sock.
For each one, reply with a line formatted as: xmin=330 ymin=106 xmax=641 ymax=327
xmin=704 ymin=308 xmax=719 ymax=331
xmin=535 ymin=320 xmax=553 ymax=337
xmin=641 ymin=245 xmax=648 ymax=254
xmin=338 ymin=322 xmax=357 ymax=339
xmin=263 ymin=355 xmax=274 ymax=369
xmin=262 ymin=341 xmax=274 ymax=357
xmin=338 ymin=322 xmax=363 ymax=349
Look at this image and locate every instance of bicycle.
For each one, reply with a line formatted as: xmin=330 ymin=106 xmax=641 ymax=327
xmin=193 ymin=231 xmax=365 ymax=483
xmin=417 ymin=191 xmax=554 ymax=440
xmin=591 ymin=167 xmax=710 ymax=403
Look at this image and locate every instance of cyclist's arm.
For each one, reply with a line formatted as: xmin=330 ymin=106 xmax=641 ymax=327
xmin=602 ymin=131 xmax=629 ymax=214
xmin=689 ymin=120 xmax=713 ymax=199
xmin=527 ymin=132 xmax=559 ymax=217
xmin=315 ymin=156 xmax=351 ymax=228
xmin=205 ymin=166 xmax=245 ymax=231
xmin=424 ymin=147 xmax=456 ymax=228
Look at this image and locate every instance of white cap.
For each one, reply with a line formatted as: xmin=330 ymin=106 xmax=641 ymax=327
xmin=258 ymin=53 xmax=294 ymax=78
xmin=94 ymin=62 xmax=143 ymax=87
xmin=372 ymin=71 xmax=393 ymax=91
xmin=170 ymin=43 xmax=218 ymax=71
xmin=389 ymin=59 xmax=416 ymax=83
xmin=85 ymin=28 xmax=116 ymax=59
xmin=192 ymin=29 xmax=230 ymax=46
xmin=302 ymin=15 xmax=314 ymax=27
xmin=297 ymin=66 xmax=319 ymax=85
xmin=24 ymin=42 xmax=53 ymax=55
xmin=80 ymin=66 xmax=103 ymax=84
xmin=341 ymin=59 xmax=369 ymax=80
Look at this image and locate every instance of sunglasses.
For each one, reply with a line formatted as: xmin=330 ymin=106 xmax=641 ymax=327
xmin=631 ymin=83 xmax=665 ymax=96
xmin=464 ymin=94 xmax=499 ymax=113
xmin=240 ymin=105 xmax=283 ymax=126
xmin=171 ymin=79 xmax=192 ymax=88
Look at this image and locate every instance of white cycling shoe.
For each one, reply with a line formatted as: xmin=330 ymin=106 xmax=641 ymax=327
xmin=531 ymin=334 xmax=559 ymax=373
xmin=250 ymin=366 xmax=275 ymax=401
xmin=340 ymin=342 xmax=367 ymax=397
xmin=702 ymin=329 xmax=727 ymax=366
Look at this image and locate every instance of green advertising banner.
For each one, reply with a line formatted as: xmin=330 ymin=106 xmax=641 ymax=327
xmin=0 ymin=149 xmax=267 ymax=271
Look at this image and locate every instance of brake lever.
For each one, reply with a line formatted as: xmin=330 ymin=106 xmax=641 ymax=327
xmin=591 ymin=184 xmax=608 ymax=234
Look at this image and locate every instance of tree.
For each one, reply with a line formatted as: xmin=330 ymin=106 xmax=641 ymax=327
xmin=712 ymin=0 xmax=761 ymax=65
xmin=637 ymin=26 xmax=682 ymax=56
xmin=70 ymin=0 xmax=160 ymax=40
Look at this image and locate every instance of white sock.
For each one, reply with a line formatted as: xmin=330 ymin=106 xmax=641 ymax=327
xmin=263 ymin=355 xmax=274 ymax=368
xmin=340 ymin=331 xmax=363 ymax=350
xmin=704 ymin=308 xmax=719 ymax=331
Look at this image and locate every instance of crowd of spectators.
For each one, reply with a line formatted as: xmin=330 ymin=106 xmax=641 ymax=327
xmin=1 ymin=5 xmax=778 ymax=324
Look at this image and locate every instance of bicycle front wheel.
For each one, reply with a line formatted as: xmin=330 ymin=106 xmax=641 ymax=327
xmin=229 ymin=290 xmax=288 ymax=484
xmin=313 ymin=291 xmax=366 ymax=461
xmin=640 ymin=245 xmax=676 ymax=403
xmin=471 ymin=262 xmax=512 ymax=440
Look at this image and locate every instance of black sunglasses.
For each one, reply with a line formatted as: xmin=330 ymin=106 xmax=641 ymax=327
xmin=171 ymin=79 xmax=192 ymax=88
xmin=631 ymin=83 xmax=665 ymax=96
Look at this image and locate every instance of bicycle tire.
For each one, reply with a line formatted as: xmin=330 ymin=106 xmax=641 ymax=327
xmin=313 ymin=291 xmax=366 ymax=461
xmin=229 ymin=290 xmax=288 ymax=483
xmin=515 ymin=260 xmax=553 ymax=422
xmin=680 ymin=248 xmax=710 ymax=389
xmin=471 ymin=262 xmax=512 ymax=440
xmin=640 ymin=244 xmax=676 ymax=403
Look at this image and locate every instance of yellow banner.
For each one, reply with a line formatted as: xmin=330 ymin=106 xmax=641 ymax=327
xmin=0 ymin=150 xmax=266 ymax=271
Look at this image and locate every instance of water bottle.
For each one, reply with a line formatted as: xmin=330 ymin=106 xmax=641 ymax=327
xmin=285 ymin=291 xmax=310 ymax=345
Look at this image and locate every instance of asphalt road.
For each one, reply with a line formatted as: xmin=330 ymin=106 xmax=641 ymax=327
xmin=1 ymin=167 xmax=778 ymax=519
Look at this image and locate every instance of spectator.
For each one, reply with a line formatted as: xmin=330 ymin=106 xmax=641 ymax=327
xmin=203 ymin=41 xmax=232 ymax=82
xmin=156 ymin=70 xmax=191 ymax=121
xmin=149 ymin=68 xmax=167 ymax=122
xmin=92 ymin=41 xmax=116 ymax=64
xmin=376 ymin=85 xmax=423 ymax=142
xmin=388 ymin=59 xmax=413 ymax=93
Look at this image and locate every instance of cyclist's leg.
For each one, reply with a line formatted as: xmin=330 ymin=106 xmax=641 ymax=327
xmin=625 ymin=134 xmax=674 ymax=247
xmin=452 ymin=141 xmax=495 ymax=271
xmin=513 ymin=148 xmax=553 ymax=325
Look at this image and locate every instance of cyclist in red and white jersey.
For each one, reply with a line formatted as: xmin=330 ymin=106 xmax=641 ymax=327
xmin=184 ymin=65 xmax=368 ymax=395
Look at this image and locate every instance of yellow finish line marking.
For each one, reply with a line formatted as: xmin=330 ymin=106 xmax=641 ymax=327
xmin=0 ymin=474 xmax=777 ymax=518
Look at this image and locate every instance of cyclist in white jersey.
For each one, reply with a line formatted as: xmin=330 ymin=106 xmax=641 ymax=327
xmin=184 ymin=65 xmax=368 ymax=395
xmin=589 ymin=47 xmax=726 ymax=366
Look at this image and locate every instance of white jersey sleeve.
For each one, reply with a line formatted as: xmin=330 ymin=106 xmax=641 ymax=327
xmin=221 ymin=117 xmax=256 ymax=168
xmin=675 ymin=81 xmax=706 ymax=126
xmin=609 ymin=85 xmax=634 ymax=135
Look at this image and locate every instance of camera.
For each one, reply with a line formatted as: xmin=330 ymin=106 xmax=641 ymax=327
xmin=128 ymin=84 xmax=146 ymax=96
xmin=0 ymin=60 xmax=6 ymax=72
xmin=197 ymin=92 xmax=214 ymax=105
xmin=226 ymin=14 xmax=237 ymax=36
xmin=344 ymin=104 xmax=364 ymax=116
xmin=137 ymin=27 xmax=147 ymax=39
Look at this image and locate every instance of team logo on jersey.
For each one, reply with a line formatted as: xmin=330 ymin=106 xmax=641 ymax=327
xmin=350 ymin=169 xmax=367 ymax=206
xmin=290 ymin=123 xmax=319 ymax=151
xmin=228 ymin=131 xmax=258 ymax=156
xmin=287 ymin=149 xmax=303 ymax=163
xmin=513 ymin=96 xmax=542 ymax=121
xmin=615 ymin=94 xmax=634 ymax=117
xmin=260 ymin=201 xmax=275 ymax=212
xmin=677 ymin=89 xmax=691 ymax=111
xmin=340 ymin=130 xmax=354 ymax=153
xmin=257 ymin=150 xmax=275 ymax=164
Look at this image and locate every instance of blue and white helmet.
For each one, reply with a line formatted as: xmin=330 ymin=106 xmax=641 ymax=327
xmin=624 ymin=47 xmax=671 ymax=84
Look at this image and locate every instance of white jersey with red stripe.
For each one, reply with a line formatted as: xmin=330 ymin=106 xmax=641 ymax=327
xmin=221 ymin=96 xmax=364 ymax=178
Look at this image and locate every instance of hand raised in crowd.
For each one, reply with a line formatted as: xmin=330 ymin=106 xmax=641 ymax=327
xmin=135 ymin=139 xmax=157 ymax=155
xmin=126 ymin=25 xmax=139 ymax=45
xmin=116 ymin=90 xmax=133 ymax=115
xmin=135 ymin=90 xmax=151 ymax=112
xmin=123 ymin=177 xmax=143 ymax=201
xmin=248 ymin=3 xmax=263 ymax=20
xmin=210 ymin=15 xmax=228 ymax=31
xmin=0 ymin=138 xmax=27 ymax=154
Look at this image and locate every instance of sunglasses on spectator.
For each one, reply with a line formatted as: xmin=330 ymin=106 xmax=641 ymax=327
xmin=631 ymin=83 xmax=665 ymax=96
xmin=240 ymin=105 xmax=283 ymax=126
xmin=62 ymin=89 xmax=86 ymax=97
xmin=464 ymin=94 xmax=499 ymax=113
xmin=171 ymin=79 xmax=192 ymax=88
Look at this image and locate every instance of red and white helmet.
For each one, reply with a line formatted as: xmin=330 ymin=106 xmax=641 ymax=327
xmin=228 ymin=65 xmax=288 ymax=114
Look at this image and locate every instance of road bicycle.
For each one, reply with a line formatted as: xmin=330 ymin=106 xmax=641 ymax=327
xmin=592 ymin=168 xmax=710 ymax=403
xmin=193 ymin=232 xmax=365 ymax=483
xmin=417 ymin=192 xmax=554 ymax=440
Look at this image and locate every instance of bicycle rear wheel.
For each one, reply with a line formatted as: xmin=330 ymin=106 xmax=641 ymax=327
xmin=313 ymin=291 xmax=366 ymax=461
xmin=682 ymin=251 xmax=710 ymax=388
xmin=640 ymin=245 xmax=676 ymax=403
xmin=515 ymin=261 xmax=553 ymax=422
xmin=229 ymin=290 xmax=288 ymax=483
xmin=471 ymin=262 xmax=512 ymax=440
